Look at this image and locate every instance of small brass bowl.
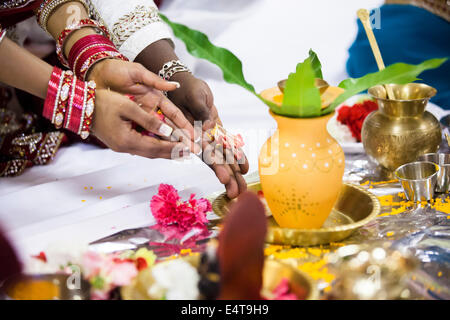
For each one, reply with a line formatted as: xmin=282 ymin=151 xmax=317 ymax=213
xmin=278 ymin=78 xmax=329 ymax=94
xmin=0 ymin=274 xmax=91 ymax=300
xmin=121 ymin=258 xmax=318 ymax=300
xmin=212 ymin=182 xmax=380 ymax=246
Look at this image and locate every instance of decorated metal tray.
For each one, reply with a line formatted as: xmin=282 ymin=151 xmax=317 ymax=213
xmin=212 ymin=182 xmax=380 ymax=246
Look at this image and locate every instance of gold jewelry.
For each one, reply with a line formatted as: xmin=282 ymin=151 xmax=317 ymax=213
xmin=37 ymin=0 xmax=90 ymax=34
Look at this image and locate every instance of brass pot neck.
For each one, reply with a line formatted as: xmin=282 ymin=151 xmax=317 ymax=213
xmin=368 ymin=83 xmax=437 ymax=118
xmin=377 ymin=99 xmax=430 ymax=118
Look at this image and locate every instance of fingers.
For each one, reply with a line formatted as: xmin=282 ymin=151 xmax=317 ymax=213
xmin=224 ymin=148 xmax=248 ymax=196
xmin=159 ymin=97 xmax=195 ymax=141
xmin=128 ymin=132 xmax=188 ymax=160
xmin=164 ymin=117 xmax=201 ymax=155
xmin=133 ymin=63 xmax=180 ymax=92
xmin=238 ymin=152 xmax=250 ymax=174
xmin=121 ymin=98 xmax=174 ymax=138
xmin=209 ymin=147 xmax=239 ymax=199
xmin=178 ymin=105 xmax=196 ymax=125
xmin=131 ymin=93 xmax=200 ymax=154
xmin=200 ymin=138 xmax=244 ymax=199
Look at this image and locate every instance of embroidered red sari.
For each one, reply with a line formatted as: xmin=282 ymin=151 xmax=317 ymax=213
xmin=0 ymin=0 xmax=105 ymax=177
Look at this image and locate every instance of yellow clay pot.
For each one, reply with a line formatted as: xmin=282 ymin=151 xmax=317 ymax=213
xmin=258 ymin=88 xmax=345 ymax=229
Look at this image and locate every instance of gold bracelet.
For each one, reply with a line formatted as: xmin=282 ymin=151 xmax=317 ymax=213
xmin=37 ymin=0 xmax=90 ymax=34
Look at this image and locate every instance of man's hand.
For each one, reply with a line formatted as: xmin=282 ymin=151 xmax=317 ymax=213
xmin=168 ymin=72 xmax=220 ymax=128
xmin=169 ymin=72 xmax=249 ymax=199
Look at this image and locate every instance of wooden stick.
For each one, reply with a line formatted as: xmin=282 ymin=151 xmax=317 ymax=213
xmin=357 ymin=9 xmax=396 ymax=100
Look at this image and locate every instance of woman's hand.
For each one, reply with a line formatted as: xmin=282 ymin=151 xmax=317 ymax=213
xmin=91 ymin=89 xmax=198 ymax=159
xmin=169 ymin=72 xmax=249 ymax=199
xmin=88 ymin=59 xmax=179 ymax=96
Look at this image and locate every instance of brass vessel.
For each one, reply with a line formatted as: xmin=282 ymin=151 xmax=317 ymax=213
xmin=362 ymin=83 xmax=441 ymax=171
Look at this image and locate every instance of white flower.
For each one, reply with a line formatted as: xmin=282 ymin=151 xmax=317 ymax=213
xmin=149 ymin=259 xmax=200 ymax=300
xmin=327 ymin=112 xmax=357 ymax=144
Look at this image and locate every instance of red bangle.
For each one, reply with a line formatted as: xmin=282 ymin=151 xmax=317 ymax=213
xmin=69 ymin=34 xmax=115 ymax=59
xmin=78 ymin=81 xmax=96 ymax=139
xmin=56 ymin=19 xmax=111 ymax=67
xmin=43 ymin=66 xmax=96 ymax=139
xmin=54 ymin=73 xmax=75 ymax=129
xmin=64 ymin=78 xmax=83 ymax=132
xmin=68 ymin=34 xmax=115 ymax=70
xmin=43 ymin=67 xmax=63 ymax=120
xmin=78 ymin=50 xmax=127 ymax=80
xmin=75 ymin=46 xmax=121 ymax=79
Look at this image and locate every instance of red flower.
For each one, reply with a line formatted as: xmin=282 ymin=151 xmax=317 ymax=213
xmin=337 ymin=99 xmax=378 ymax=142
xmin=150 ymin=184 xmax=181 ymax=227
xmin=150 ymin=184 xmax=212 ymax=233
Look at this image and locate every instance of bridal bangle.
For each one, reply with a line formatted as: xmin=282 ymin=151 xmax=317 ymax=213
xmin=56 ymin=18 xmax=111 ymax=67
xmin=68 ymin=34 xmax=128 ymax=79
xmin=158 ymin=60 xmax=191 ymax=80
xmin=36 ymin=0 xmax=90 ymax=34
xmin=44 ymin=67 xmax=96 ymax=139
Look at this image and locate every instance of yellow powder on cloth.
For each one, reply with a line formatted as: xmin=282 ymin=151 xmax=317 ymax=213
xmin=432 ymin=197 xmax=450 ymax=214
xmin=360 ymin=179 xmax=398 ymax=187
xmin=264 ymin=243 xmax=345 ymax=292
xmin=376 ymin=192 xmax=450 ymax=217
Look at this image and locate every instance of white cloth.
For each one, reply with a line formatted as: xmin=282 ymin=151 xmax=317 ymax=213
xmin=88 ymin=0 xmax=173 ymax=61
xmin=1 ymin=0 xmax=389 ymax=263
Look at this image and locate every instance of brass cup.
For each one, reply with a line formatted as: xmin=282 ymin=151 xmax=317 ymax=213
xmin=417 ymin=153 xmax=450 ymax=193
xmin=368 ymin=83 xmax=437 ymax=117
xmin=278 ymin=78 xmax=329 ymax=94
xmin=394 ymin=161 xmax=439 ymax=202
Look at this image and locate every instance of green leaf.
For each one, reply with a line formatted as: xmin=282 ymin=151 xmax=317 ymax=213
xmin=324 ymin=57 xmax=447 ymax=114
xmin=309 ymin=49 xmax=323 ymax=79
xmin=160 ymin=13 xmax=255 ymax=93
xmin=281 ymin=57 xmax=322 ymax=117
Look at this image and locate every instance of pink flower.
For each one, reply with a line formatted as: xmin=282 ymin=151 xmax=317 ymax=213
xmin=81 ymin=251 xmax=105 ymax=279
xmin=106 ymin=260 xmax=138 ymax=286
xmin=150 ymin=184 xmax=180 ymax=226
xmin=150 ymin=184 xmax=212 ymax=233
xmin=271 ymin=278 xmax=299 ymax=300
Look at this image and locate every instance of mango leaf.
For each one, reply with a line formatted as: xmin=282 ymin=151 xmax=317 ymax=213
xmin=323 ymin=57 xmax=447 ymax=114
xmin=160 ymin=13 xmax=255 ymax=93
xmin=280 ymin=57 xmax=322 ymax=117
xmin=309 ymin=49 xmax=323 ymax=79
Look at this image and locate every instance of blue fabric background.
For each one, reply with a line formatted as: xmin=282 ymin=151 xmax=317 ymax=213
xmin=347 ymin=4 xmax=450 ymax=109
